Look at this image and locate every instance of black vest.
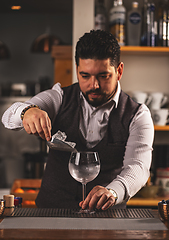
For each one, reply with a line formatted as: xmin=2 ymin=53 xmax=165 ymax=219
xmin=36 ymin=83 xmax=140 ymax=208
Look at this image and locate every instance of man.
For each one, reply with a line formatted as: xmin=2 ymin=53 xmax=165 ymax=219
xmin=2 ymin=30 xmax=154 ymax=210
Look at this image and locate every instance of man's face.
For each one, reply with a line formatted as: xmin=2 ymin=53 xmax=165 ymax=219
xmin=76 ymin=58 xmax=123 ymax=107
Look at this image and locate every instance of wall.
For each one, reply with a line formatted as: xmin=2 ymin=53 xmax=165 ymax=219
xmin=0 ymin=11 xmax=72 ymax=188
xmin=72 ymin=0 xmax=94 ymax=83
xmin=0 ymin=13 xmax=72 ymax=86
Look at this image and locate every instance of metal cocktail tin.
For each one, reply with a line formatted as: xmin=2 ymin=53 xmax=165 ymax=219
xmin=0 ymin=199 xmax=5 ymax=217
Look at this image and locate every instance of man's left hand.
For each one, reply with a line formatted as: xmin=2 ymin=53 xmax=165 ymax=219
xmin=79 ymin=185 xmax=116 ymax=211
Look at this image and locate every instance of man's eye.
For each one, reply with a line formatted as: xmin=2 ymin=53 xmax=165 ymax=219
xmin=82 ymin=75 xmax=89 ymax=79
xmin=99 ymin=75 xmax=110 ymax=80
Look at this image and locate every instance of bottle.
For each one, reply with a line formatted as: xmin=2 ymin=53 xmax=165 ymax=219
xmin=145 ymin=1 xmax=156 ymax=46
xmin=157 ymin=0 xmax=164 ymax=46
xmin=109 ymin=0 xmax=126 ymax=46
xmin=95 ymin=0 xmax=107 ymax=31
xmin=127 ymin=2 xmax=142 ymax=46
xmin=109 ymin=0 xmax=118 ymax=26
xmin=141 ymin=0 xmax=148 ymax=46
xmin=149 ymin=1 xmax=156 ymax=46
xmin=141 ymin=0 xmax=156 ymax=46
xmin=167 ymin=1 xmax=169 ymax=46
xmin=161 ymin=0 xmax=169 ymax=46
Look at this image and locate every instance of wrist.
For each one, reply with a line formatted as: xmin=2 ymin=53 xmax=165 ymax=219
xmin=20 ymin=105 xmax=40 ymax=120
xmin=107 ymin=188 xmax=118 ymax=204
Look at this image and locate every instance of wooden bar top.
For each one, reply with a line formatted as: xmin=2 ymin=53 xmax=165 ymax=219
xmin=0 ymin=228 xmax=169 ymax=240
xmin=0 ymin=210 xmax=169 ymax=240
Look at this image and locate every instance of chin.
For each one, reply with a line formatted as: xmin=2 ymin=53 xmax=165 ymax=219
xmin=89 ymin=100 xmax=103 ymax=107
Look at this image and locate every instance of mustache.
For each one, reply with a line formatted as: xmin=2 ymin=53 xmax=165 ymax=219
xmin=86 ymin=89 xmax=102 ymax=95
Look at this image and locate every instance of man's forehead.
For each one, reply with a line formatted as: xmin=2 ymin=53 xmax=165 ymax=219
xmin=78 ymin=58 xmax=111 ymax=66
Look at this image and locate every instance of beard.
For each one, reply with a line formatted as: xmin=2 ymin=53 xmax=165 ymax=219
xmin=83 ymin=89 xmax=113 ymax=107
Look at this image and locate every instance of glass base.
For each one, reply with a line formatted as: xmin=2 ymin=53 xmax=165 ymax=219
xmin=76 ymin=208 xmax=96 ymax=214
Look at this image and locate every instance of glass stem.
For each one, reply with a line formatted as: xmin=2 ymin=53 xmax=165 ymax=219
xmin=82 ymin=183 xmax=86 ymax=202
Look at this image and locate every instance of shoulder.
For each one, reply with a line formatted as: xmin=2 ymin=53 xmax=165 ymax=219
xmin=62 ymin=82 xmax=80 ymax=93
xmin=130 ymin=103 xmax=154 ymax=136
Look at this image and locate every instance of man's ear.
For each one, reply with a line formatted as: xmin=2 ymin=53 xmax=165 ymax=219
xmin=117 ymin=62 xmax=124 ymax=81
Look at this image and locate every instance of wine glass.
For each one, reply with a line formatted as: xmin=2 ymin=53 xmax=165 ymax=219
xmin=68 ymin=151 xmax=100 ymax=213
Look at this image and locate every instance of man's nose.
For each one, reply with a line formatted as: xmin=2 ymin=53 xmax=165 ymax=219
xmin=90 ymin=76 xmax=100 ymax=89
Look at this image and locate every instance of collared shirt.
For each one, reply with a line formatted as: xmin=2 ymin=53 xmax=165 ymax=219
xmin=1 ymin=82 xmax=154 ymax=205
xmin=79 ymin=81 xmax=120 ymax=148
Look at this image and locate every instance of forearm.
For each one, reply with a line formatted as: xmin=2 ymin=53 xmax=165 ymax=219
xmin=106 ymin=151 xmax=152 ymax=205
xmin=1 ymin=83 xmax=63 ymax=130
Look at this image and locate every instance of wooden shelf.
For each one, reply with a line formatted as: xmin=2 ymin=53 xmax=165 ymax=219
xmin=121 ymin=46 xmax=169 ymax=55
xmin=127 ymin=197 xmax=162 ymax=207
xmin=154 ymin=125 xmax=169 ymax=131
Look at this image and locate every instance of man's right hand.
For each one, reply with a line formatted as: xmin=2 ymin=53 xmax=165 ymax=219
xmin=22 ymin=107 xmax=52 ymax=141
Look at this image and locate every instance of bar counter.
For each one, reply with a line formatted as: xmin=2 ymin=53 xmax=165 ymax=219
xmin=0 ymin=209 xmax=169 ymax=240
xmin=0 ymin=228 xmax=169 ymax=240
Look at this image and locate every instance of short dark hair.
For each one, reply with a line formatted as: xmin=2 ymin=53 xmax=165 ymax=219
xmin=75 ymin=30 xmax=120 ymax=69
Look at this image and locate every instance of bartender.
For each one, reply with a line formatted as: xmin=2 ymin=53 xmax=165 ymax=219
xmin=2 ymin=30 xmax=154 ymax=211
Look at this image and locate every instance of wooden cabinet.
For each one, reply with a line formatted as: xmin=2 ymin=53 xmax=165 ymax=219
xmin=51 ymin=46 xmax=72 ymax=87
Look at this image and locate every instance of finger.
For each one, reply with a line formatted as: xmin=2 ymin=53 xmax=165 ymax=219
xmin=40 ymin=115 xmax=51 ymax=141
xmin=33 ymin=118 xmax=46 ymax=140
xmin=95 ymin=193 xmax=109 ymax=210
xmin=46 ymin=116 xmax=52 ymax=140
xmin=101 ymin=197 xmax=115 ymax=210
xmin=27 ymin=117 xmax=45 ymax=139
xmin=47 ymin=116 xmax=52 ymax=131
xmin=82 ymin=187 xmax=100 ymax=209
xmin=24 ymin=122 xmax=37 ymax=135
xmin=23 ymin=121 xmax=32 ymax=134
xmin=24 ymin=117 xmax=46 ymax=139
xmin=88 ymin=191 xmax=109 ymax=210
xmin=79 ymin=201 xmax=84 ymax=208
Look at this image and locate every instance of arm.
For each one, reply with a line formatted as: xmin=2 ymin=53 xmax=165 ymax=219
xmin=1 ymin=83 xmax=63 ymax=140
xmin=80 ymin=104 xmax=154 ymax=210
xmin=106 ymin=104 xmax=154 ymax=204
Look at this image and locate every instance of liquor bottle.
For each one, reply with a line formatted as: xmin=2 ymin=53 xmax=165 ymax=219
xmin=127 ymin=2 xmax=142 ymax=46
xmin=167 ymin=0 xmax=169 ymax=46
xmin=95 ymin=0 xmax=107 ymax=31
xmin=157 ymin=0 xmax=164 ymax=46
xmin=162 ymin=0 xmax=169 ymax=46
xmin=109 ymin=0 xmax=126 ymax=46
xmin=109 ymin=0 xmax=118 ymax=26
xmin=149 ymin=1 xmax=156 ymax=46
xmin=141 ymin=0 xmax=156 ymax=46
xmin=141 ymin=0 xmax=148 ymax=46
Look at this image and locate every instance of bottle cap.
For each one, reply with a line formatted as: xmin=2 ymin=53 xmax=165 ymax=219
xmin=133 ymin=2 xmax=139 ymax=8
xmin=117 ymin=0 xmax=123 ymax=5
xmin=3 ymin=195 xmax=14 ymax=207
xmin=14 ymin=198 xmax=19 ymax=207
xmin=15 ymin=197 xmax=22 ymax=204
